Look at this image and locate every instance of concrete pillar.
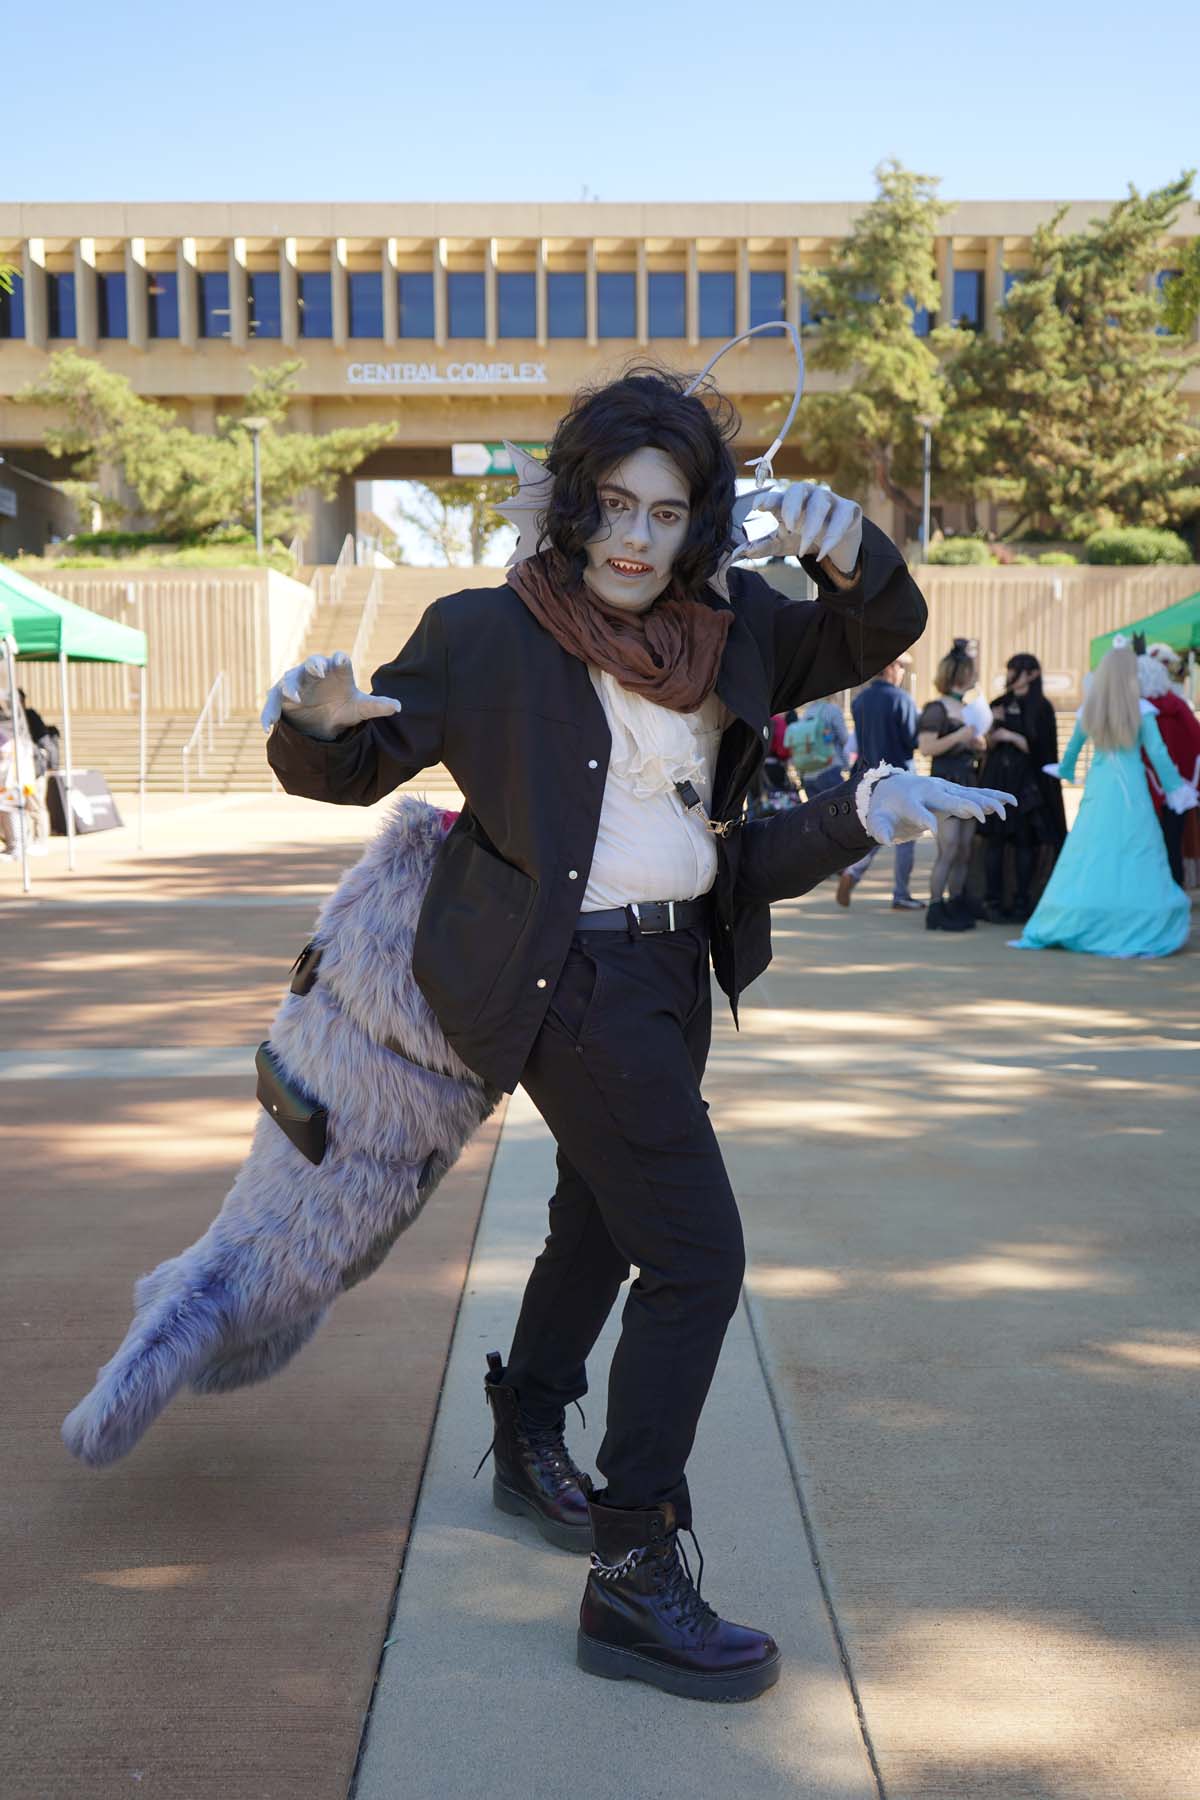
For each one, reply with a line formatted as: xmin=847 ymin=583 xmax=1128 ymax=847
xmin=735 ymin=240 xmax=750 ymax=338
xmin=935 ymin=236 xmax=955 ymax=328
xmin=685 ymin=240 xmax=699 ymax=348
xmin=985 ymin=237 xmax=1005 ymax=341
xmin=535 ymin=238 xmax=547 ymax=349
xmin=228 ymin=237 xmax=249 ymax=349
xmin=331 ymin=238 xmax=348 ymax=348
xmin=635 ymin=241 xmax=648 ymax=346
xmin=433 ymin=238 xmax=448 ymax=347
xmin=73 ymin=238 xmax=98 ymax=348
xmin=484 ymin=237 xmax=498 ymax=348
xmin=585 ymin=240 xmax=598 ymax=347
xmin=302 ymin=472 xmax=357 ymax=564
xmin=22 ymin=240 xmax=47 ymax=350
xmin=191 ymin=399 xmax=216 ymax=433
xmin=383 ymin=240 xmax=400 ymax=345
xmin=177 ymin=237 xmax=198 ymax=348
xmin=126 ymin=237 xmax=148 ymax=349
xmin=787 ymin=238 xmax=801 ymax=334
xmin=280 ymin=238 xmax=299 ymax=347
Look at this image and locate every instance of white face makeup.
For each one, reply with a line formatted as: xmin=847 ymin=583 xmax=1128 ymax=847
xmin=582 ymin=446 xmax=691 ymax=613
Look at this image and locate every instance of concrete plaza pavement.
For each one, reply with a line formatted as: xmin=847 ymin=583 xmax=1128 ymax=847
xmin=2 ymin=791 xmax=1198 ymax=1799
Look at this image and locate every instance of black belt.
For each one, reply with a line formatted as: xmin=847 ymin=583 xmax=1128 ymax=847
xmin=575 ymin=898 xmax=708 ymax=935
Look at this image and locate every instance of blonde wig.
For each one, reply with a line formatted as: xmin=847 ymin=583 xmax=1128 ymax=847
xmin=1082 ymin=643 xmax=1141 ymax=751
xmin=934 ymin=640 xmax=977 ymax=695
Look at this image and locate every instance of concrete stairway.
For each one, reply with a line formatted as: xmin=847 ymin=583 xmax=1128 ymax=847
xmin=61 ymin=714 xmax=276 ymax=794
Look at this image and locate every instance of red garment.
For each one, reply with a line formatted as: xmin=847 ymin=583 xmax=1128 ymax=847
xmin=1143 ymin=692 xmax=1200 ymax=810
xmin=769 ymin=713 xmax=791 ymax=758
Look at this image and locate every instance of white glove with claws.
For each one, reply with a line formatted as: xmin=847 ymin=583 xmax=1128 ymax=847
xmin=866 ymin=771 xmax=1018 ymax=846
xmin=751 ymin=482 xmax=863 ymax=576
xmin=260 ymin=651 xmax=401 ymax=741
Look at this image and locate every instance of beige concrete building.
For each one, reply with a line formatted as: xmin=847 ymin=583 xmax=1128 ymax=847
xmin=2 ymin=201 xmax=1198 ymax=558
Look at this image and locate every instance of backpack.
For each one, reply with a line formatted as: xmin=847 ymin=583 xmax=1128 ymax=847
xmin=785 ymin=709 xmax=837 ymax=776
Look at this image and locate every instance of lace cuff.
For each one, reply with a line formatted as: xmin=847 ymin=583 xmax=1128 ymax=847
xmin=854 ymin=762 xmax=906 ymax=836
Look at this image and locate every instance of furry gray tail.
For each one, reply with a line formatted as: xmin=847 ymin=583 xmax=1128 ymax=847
xmin=62 ymin=1257 xmax=234 ymax=1467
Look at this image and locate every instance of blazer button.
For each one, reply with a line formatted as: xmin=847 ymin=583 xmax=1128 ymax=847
xmin=828 ymin=804 xmax=838 ymax=816
xmin=587 ymin=759 xmax=598 ymax=769
xmin=536 ymin=978 xmax=547 ymax=989
xmin=842 ymin=801 xmax=852 ymax=814
xmin=568 ymin=869 xmax=578 ymax=880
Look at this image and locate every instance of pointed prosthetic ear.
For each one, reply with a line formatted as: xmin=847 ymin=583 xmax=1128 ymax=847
xmin=495 ymin=441 xmax=556 ymax=566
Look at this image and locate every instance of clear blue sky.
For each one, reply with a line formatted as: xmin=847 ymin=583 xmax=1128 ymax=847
xmin=5 ymin=0 xmax=1196 ymax=204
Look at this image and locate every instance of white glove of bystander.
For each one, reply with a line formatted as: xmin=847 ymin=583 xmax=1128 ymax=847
xmin=1165 ymin=781 xmax=1199 ymax=815
xmin=750 ymin=482 xmax=863 ymax=576
xmin=864 ymin=769 xmax=1017 ymax=847
xmin=260 ymin=651 xmax=402 ymax=741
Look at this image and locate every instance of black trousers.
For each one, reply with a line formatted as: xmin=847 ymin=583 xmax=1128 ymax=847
xmin=1159 ymin=806 xmax=1185 ymax=888
xmin=508 ymin=924 xmax=744 ymax=1526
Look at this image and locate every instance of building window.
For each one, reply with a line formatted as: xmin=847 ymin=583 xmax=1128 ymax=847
xmin=47 ymin=272 xmax=77 ymax=338
xmin=597 ymin=272 xmax=635 ymax=338
xmin=750 ymin=270 xmax=786 ymax=336
xmin=448 ymin=272 xmax=485 ymax=338
xmin=398 ymin=273 xmax=434 ymax=338
xmin=1156 ymin=268 xmax=1183 ymax=335
xmin=299 ymin=272 xmax=332 ymax=338
xmin=649 ymin=272 xmax=685 ymax=338
xmin=699 ymin=271 xmax=735 ymax=339
xmin=199 ymin=271 xmax=230 ymax=338
xmin=148 ymin=271 xmax=178 ymax=338
xmin=249 ymin=272 xmax=280 ymax=339
xmin=1002 ymin=270 xmax=1027 ymax=298
xmin=548 ymin=272 xmax=585 ymax=338
xmin=98 ymin=272 xmax=127 ymax=339
xmin=952 ymin=269 xmax=984 ymax=331
xmin=801 ymin=291 xmax=826 ymax=329
xmin=348 ymin=271 xmax=383 ymax=339
xmin=906 ymin=295 xmax=931 ymax=337
xmin=0 ymin=273 xmax=26 ymax=339
xmin=498 ymin=272 xmax=535 ymax=338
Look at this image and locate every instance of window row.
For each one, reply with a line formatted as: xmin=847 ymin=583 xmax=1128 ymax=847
xmin=0 ymin=267 xmax=790 ymax=343
xmin=4 ymin=263 xmax=1179 ymax=344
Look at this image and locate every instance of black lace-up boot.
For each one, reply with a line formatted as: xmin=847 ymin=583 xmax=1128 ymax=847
xmin=577 ymin=1495 xmax=781 ymax=1702
xmin=479 ymin=1352 xmax=592 ymax=1553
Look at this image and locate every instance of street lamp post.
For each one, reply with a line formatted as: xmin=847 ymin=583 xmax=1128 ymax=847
xmin=242 ymin=418 xmax=269 ymax=556
xmin=916 ymin=415 xmax=935 ymax=560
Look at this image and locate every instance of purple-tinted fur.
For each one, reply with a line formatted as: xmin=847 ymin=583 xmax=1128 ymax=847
xmin=62 ymin=799 xmax=497 ymax=1468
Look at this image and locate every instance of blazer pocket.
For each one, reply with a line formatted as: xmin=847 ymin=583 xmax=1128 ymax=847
xmin=412 ymin=828 xmax=538 ymax=1032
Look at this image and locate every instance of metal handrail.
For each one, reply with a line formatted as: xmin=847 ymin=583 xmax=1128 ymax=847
xmin=349 ymin=571 xmax=382 ymax=676
xmin=181 ymin=672 xmax=229 ymax=795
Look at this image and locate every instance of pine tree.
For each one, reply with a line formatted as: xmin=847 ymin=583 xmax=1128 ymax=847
xmin=940 ymin=175 xmax=1200 ymax=539
xmin=16 ymin=353 xmax=396 ymax=545
xmin=789 ymin=159 xmax=953 ymax=527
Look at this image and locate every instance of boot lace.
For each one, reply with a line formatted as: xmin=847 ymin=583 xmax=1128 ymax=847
xmin=472 ymin=1399 xmax=587 ymax=1484
xmin=590 ymin=1529 xmax=718 ymax=1641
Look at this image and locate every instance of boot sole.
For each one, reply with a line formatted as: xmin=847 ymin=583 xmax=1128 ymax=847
xmin=492 ymin=1477 xmax=591 ymax=1554
xmin=576 ymin=1631 xmax=782 ymax=1703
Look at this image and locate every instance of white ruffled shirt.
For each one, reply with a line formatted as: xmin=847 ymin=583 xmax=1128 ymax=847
xmin=583 ymin=667 xmax=729 ymax=911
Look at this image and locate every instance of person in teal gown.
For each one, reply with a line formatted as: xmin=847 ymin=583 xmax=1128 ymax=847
xmin=1014 ymin=639 xmax=1196 ymax=959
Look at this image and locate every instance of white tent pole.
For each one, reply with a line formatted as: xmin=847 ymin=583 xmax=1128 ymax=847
xmin=4 ymin=634 xmax=31 ymax=895
xmin=137 ymin=661 xmax=147 ymax=851
xmin=59 ymin=648 xmax=76 ymax=872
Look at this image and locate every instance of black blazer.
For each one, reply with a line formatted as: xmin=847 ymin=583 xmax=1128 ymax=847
xmin=267 ymin=520 xmax=927 ymax=1090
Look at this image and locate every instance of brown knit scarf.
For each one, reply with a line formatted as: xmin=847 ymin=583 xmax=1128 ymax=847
xmin=507 ymin=554 xmax=732 ymax=714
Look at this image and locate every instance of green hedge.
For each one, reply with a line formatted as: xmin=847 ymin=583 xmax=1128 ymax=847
xmin=1083 ymin=528 xmax=1192 ymax=566
xmin=1037 ymin=552 xmax=1079 ymax=566
xmin=926 ymin=538 xmax=996 ymax=565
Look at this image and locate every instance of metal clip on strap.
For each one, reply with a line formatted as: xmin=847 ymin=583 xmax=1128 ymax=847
xmin=674 ymin=780 xmax=737 ymax=840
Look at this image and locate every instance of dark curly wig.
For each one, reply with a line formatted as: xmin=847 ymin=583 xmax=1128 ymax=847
xmin=538 ymin=366 xmax=740 ymax=600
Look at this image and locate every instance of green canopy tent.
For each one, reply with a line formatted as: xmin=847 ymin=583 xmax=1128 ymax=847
xmin=1089 ymin=589 xmax=1200 ymax=669
xmin=0 ymin=565 xmax=148 ymax=886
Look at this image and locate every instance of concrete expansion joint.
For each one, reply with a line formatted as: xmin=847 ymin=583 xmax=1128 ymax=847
xmin=741 ymin=1286 xmax=890 ymax=1800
